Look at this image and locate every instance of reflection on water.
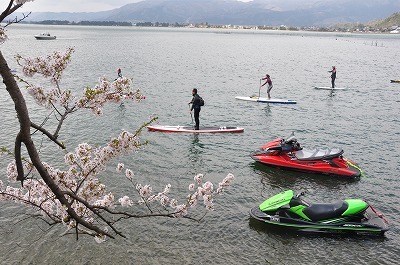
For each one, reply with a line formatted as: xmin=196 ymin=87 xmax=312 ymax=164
xmin=187 ymin=133 xmax=205 ymax=166
xmin=117 ymin=102 xmax=126 ymax=118
xmin=263 ymin=104 xmax=272 ymax=115
xmin=189 ymin=134 xmax=205 ymax=154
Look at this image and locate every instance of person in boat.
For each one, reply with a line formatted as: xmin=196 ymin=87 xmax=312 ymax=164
xmin=260 ymin=74 xmax=273 ymax=99
xmin=117 ymin=68 xmax=122 ymax=78
xmin=189 ymin=88 xmax=202 ymax=130
xmin=328 ymin=66 xmax=336 ymax=88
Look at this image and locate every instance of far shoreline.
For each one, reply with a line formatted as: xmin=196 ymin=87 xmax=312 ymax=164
xmin=6 ymin=20 xmax=400 ymax=35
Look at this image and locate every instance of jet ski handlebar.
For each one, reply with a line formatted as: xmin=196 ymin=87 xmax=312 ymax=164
xmin=290 ymin=191 xmax=310 ymax=207
xmin=283 ymin=136 xmax=297 ymax=145
xmin=295 ymin=191 xmax=306 ymax=199
xmin=282 ymin=132 xmax=297 ymax=144
xmin=280 ymin=137 xmax=302 ymax=151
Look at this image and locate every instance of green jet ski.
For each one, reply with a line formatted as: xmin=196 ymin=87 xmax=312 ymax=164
xmin=250 ymin=190 xmax=388 ymax=235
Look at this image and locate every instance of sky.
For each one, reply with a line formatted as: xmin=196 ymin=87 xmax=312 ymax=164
xmin=18 ymin=0 xmax=253 ymax=13
xmin=18 ymin=0 xmax=142 ymax=12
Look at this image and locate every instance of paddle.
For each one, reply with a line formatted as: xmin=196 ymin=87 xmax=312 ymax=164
xmin=259 ymin=78 xmax=262 ymax=98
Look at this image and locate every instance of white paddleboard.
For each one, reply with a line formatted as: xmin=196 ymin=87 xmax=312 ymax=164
xmin=235 ymin=96 xmax=297 ymax=104
xmin=147 ymin=125 xmax=244 ymax=133
xmin=314 ymin=86 xmax=347 ymax=90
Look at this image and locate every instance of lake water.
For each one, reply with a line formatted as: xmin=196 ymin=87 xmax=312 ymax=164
xmin=1 ymin=24 xmax=400 ymax=264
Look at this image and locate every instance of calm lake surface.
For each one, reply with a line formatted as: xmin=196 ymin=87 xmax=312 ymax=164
xmin=1 ymin=24 xmax=400 ymax=264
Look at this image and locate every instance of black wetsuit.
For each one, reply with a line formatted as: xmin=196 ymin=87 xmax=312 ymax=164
xmin=190 ymin=94 xmax=202 ymax=130
xmin=330 ymin=70 xmax=336 ymax=88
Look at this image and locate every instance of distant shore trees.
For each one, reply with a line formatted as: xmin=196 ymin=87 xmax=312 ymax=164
xmin=30 ymin=20 xmax=132 ymax=26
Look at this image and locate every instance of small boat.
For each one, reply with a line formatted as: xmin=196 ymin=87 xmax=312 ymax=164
xmin=34 ymin=33 xmax=56 ymax=40
xmin=390 ymin=80 xmax=400 ymax=83
xmin=250 ymin=190 xmax=389 ymax=235
xmin=250 ymin=132 xmax=362 ymax=178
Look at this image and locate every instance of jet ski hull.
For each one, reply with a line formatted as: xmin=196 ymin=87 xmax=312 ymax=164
xmin=251 ymin=137 xmax=362 ymax=178
xmin=250 ymin=206 xmax=388 ymax=235
xmin=251 ymin=153 xmax=361 ymax=177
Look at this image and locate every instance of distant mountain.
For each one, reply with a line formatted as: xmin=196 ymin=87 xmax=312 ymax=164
xmin=368 ymin=12 xmax=400 ymax=28
xmin=8 ymin=0 xmax=400 ymax=27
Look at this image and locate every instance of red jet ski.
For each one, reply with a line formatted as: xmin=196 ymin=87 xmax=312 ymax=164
xmin=251 ymin=133 xmax=362 ymax=178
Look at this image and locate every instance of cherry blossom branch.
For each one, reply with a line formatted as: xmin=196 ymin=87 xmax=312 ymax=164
xmin=53 ymin=109 xmax=71 ymax=139
xmin=14 ymin=132 xmax=24 ymax=182
xmin=3 ymin=11 xmax=31 ymax=27
xmin=1 ymin=212 xmax=56 ymax=241
xmin=30 ymin=122 xmax=66 ymax=149
xmin=0 ymin=1 xmax=19 ymax=22
xmin=0 ymin=16 xmax=236 ymax=242
xmin=62 ymin=191 xmax=124 ymax=238
xmin=1 ymin=50 xmax=115 ymax=239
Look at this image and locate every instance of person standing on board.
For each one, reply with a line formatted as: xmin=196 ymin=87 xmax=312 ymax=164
xmin=260 ymin=74 xmax=273 ymax=99
xmin=328 ymin=66 xmax=336 ymax=88
xmin=189 ymin=88 xmax=202 ymax=130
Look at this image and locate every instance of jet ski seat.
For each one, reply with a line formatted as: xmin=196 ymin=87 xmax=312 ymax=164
xmin=303 ymin=201 xmax=348 ymax=221
xmin=294 ymin=148 xmax=343 ymax=161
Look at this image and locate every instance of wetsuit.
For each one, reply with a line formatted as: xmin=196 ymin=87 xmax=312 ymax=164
xmin=190 ymin=94 xmax=202 ymax=130
xmin=330 ymin=69 xmax=336 ymax=88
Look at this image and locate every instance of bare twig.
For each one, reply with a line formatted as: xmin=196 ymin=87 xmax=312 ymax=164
xmin=30 ymin=122 xmax=66 ymax=149
xmin=0 ymin=1 xmax=31 ymax=25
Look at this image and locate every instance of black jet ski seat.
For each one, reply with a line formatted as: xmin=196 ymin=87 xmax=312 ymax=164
xmin=303 ymin=201 xmax=348 ymax=221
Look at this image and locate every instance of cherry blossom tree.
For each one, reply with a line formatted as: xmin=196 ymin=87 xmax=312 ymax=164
xmin=0 ymin=0 xmax=234 ymax=242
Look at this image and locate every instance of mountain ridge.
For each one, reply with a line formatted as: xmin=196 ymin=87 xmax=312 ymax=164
xmin=8 ymin=0 xmax=400 ymax=27
xmin=368 ymin=12 xmax=400 ymax=28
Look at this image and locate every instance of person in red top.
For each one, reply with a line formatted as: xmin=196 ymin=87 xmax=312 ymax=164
xmin=260 ymin=74 xmax=273 ymax=99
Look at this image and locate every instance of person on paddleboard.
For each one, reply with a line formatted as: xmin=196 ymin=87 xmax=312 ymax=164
xmin=328 ymin=66 xmax=336 ymax=88
xmin=189 ymin=88 xmax=202 ymax=130
xmin=260 ymin=74 xmax=273 ymax=99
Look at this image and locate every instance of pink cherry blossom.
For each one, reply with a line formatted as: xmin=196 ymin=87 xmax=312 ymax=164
xmin=118 ymin=196 xmax=134 ymax=207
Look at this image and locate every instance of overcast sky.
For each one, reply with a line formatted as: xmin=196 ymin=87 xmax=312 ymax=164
xmin=18 ymin=0 xmax=253 ymax=13
xmin=18 ymin=0 xmax=142 ymax=12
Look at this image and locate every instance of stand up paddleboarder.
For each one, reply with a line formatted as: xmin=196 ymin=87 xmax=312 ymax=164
xmin=328 ymin=66 xmax=336 ymax=88
xmin=260 ymin=74 xmax=273 ymax=99
xmin=188 ymin=88 xmax=203 ymax=130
